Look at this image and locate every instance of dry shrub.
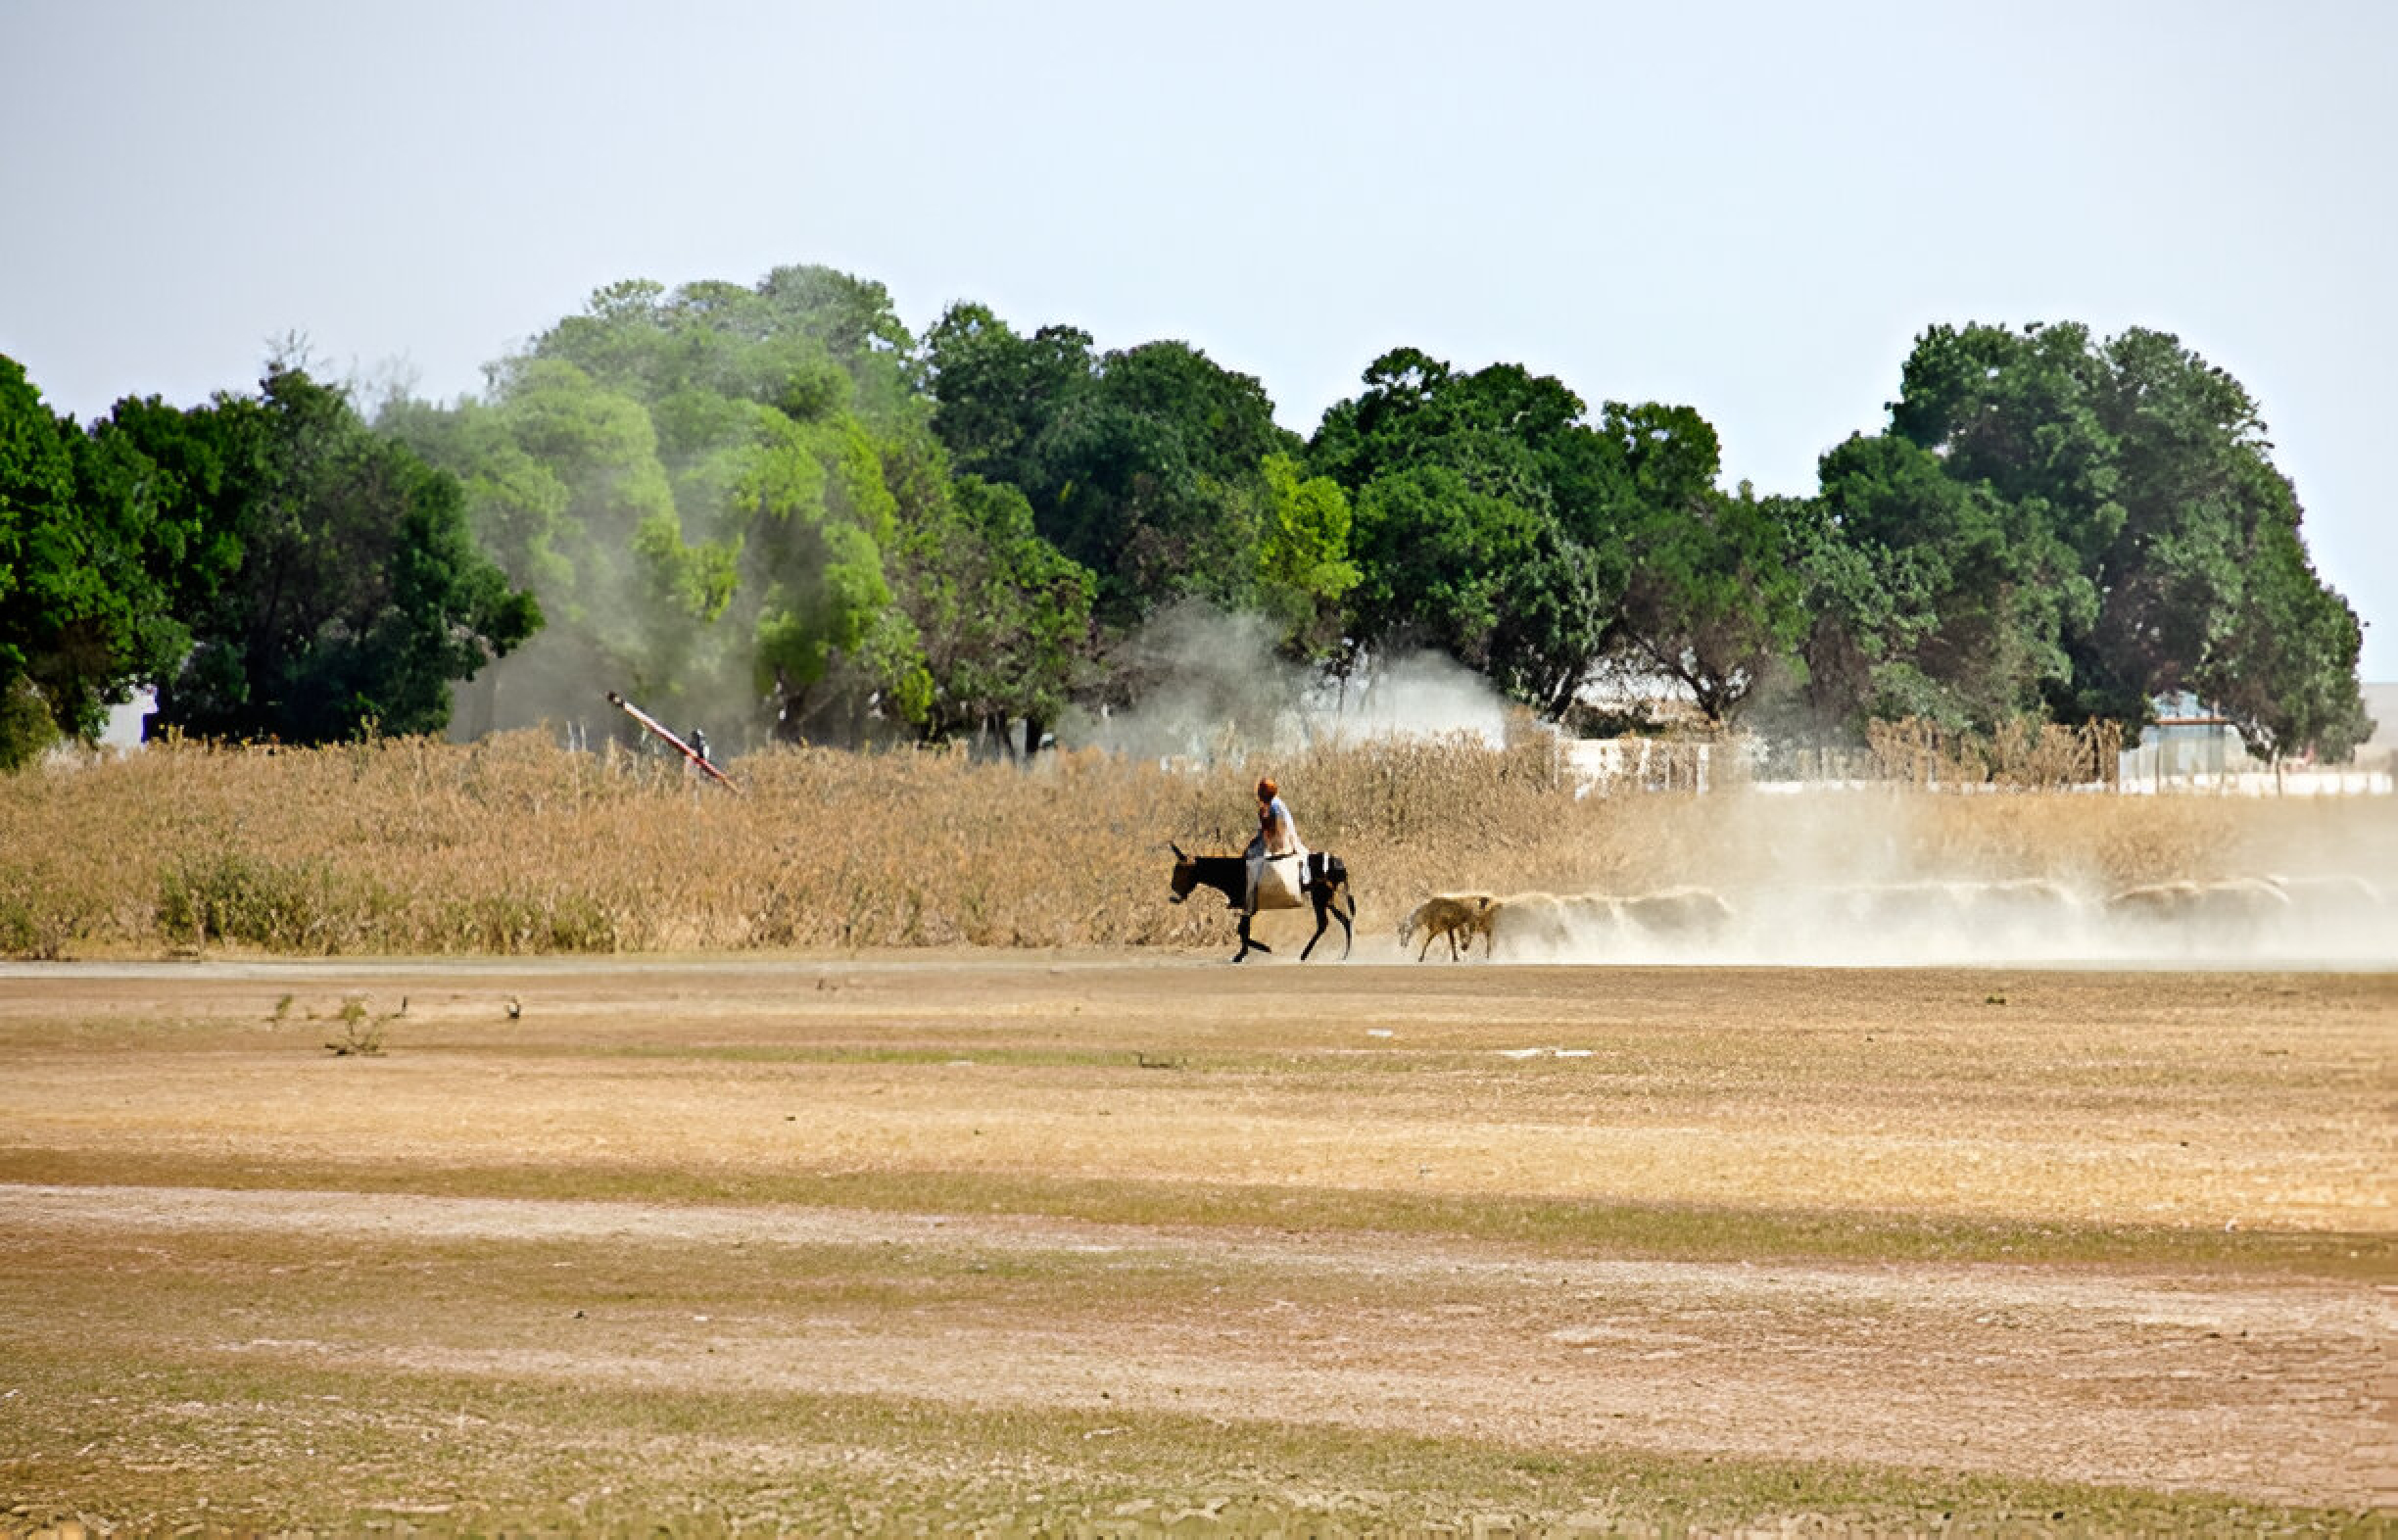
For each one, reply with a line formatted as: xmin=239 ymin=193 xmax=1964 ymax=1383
xmin=1866 ymin=716 xmax=2123 ymax=789
xmin=0 ymin=730 xmax=2387 ymax=957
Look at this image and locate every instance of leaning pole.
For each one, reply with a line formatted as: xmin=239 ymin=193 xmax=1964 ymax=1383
xmin=604 ymin=691 xmax=740 ymax=793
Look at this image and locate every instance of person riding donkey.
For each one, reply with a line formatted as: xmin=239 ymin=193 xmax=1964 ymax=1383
xmin=1244 ymin=777 xmax=1309 ymax=914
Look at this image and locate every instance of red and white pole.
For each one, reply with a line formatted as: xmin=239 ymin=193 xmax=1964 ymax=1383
xmin=605 ymin=691 xmax=739 ymax=793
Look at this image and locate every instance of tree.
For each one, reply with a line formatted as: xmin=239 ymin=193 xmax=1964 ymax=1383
xmin=1802 ymin=431 xmax=2082 ymax=734
xmin=1888 ymin=321 xmax=2123 ymax=567
xmin=925 ymin=306 xmax=1300 ymax=631
xmin=399 ymin=359 xmax=719 ymax=706
xmin=392 ymin=271 xmax=954 ymax=746
xmin=1315 ymin=351 xmax=1596 ymax=705
xmin=138 ymin=366 xmax=538 ymax=743
xmin=921 ymin=305 xmax=1097 ymax=494
xmin=1306 ymin=347 xmax=1463 ymax=490
xmin=0 ymin=357 xmax=199 ymax=766
xmin=744 ymin=410 xmax=906 ymax=740
xmin=1254 ymin=453 xmax=1360 ymax=663
xmin=1611 ymin=484 xmax=1810 ymax=727
xmin=2195 ymin=505 xmax=2372 ymax=761
xmin=1573 ymin=403 xmax=1808 ymax=726
xmin=1483 ymin=515 xmax=1611 ymax=718
xmin=1046 ymin=340 xmax=1294 ymax=623
xmin=1879 ymin=321 xmax=2365 ymax=750
xmin=752 ymin=263 xmax=924 ymax=426
xmin=0 ymin=357 xmax=91 ymax=765
xmin=889 ymin=471 xmax=1095 ymax=754
xmin=1346 ymin=458 xmax=1548 ymax=670
xmin=1311 ymin=351 xmax=1781 ymax=721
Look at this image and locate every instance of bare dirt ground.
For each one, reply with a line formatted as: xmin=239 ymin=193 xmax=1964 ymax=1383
xmin=1 ymin=948 xmax=2391 ymax=1535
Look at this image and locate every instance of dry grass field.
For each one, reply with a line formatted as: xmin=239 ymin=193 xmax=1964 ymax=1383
xmin=0 ymin=957 xmax=2391 ymax=1535
xmin=3 ymin=729 xmax=2395 ymax=962
xmin=2 ymin=738 xmax=2394 ymax=1534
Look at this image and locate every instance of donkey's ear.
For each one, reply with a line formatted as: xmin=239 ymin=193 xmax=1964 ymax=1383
xmin=1171 ymin=842 xmax=1187 ymax=859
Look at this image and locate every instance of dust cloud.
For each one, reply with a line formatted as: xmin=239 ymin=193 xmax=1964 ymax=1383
xmin=452 ymin=601 xmax=1518 ymax=764
xmin=1468 ymin=790 xmax=2398 ymax=970
xmin=1066 ymin=602 xmax=1511 ymax=761
xmin=449 ymin=630 xmax=777 ymax=760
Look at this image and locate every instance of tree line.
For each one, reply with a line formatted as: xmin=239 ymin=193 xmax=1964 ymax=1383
xmin=0 ymin=264 xmax=2374 ymax=771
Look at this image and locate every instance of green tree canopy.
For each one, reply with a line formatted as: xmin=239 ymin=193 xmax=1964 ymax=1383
xmin=0 ymin=356 xmax=148 ymax=765
xmin=1610 ymin=483 xmax=1811 ymax=727
xmin=394 ymin=269 xmax=1097 ymax=749
xmin=116 ymin=364 xmax=539 ymax=744
xmin=1254 ymin=452 xmax=1360 ymax=663
xmin=925 ymin=305 xmax=1300 ymax=632
xmin=887 ymin=471 xmax=1095 ymax=753
xmin=21 ymin=265 xmax=2372 ymax=766
xmin=1310 ymin=350 xmax=1798 ymax=722
xmin=1313 ymin=351 xmax=1604 ymax=712
xmin=1800 ymin=431 xmax=2081 ymax=734
xmin=1879 ymin=321 xmax=2367 ymax=755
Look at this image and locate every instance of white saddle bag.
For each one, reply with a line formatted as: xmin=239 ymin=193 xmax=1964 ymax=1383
xmin=1253 ymin=855 xmax=1307 ymax=911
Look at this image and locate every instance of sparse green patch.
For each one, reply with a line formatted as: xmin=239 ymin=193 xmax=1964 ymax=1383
xmin=322 ymin=994 xmax=388 ymax=1056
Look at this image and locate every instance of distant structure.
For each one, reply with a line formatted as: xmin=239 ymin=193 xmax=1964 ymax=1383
xmin=2120 ymin=692 xmax=2239 ymax=787
xmin=90 ymin=687 xmax=157 ymax=750
xmin=2117 ymin=689 xmax=2392 ymax=795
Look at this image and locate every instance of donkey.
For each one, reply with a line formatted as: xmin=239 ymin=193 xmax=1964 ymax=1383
xmin=1169 ymin=842 xmax=1356 ymax=963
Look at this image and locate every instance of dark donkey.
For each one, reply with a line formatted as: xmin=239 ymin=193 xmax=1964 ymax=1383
xmin=1169 ymin=843 xmax=1356 ymax=963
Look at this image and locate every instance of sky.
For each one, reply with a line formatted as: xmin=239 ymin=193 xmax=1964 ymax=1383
xmin=5 ymin=0 xmax=2392 ymax=679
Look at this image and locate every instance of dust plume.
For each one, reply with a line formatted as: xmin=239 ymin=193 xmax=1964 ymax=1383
xmin=1463 ymin=787 xmax=2398 ymax=970
xmin=448 ymin=632 xmax=764 ymax=762
xmin=1064 ymin=601 xmax=1512 ymax=760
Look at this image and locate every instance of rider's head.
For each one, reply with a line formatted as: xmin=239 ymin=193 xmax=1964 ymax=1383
xmin=1257 ymin=778 xmax=1277 ymax=803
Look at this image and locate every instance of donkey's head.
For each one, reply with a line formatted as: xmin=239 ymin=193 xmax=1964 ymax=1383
xmin=1168 ymin=842 xmax=1198 ymax=903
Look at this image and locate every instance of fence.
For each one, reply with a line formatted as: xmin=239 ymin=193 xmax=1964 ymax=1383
xmin=1553 ymin=717 xmax=2395 ymax=797
xmin=2114 ymin=746 xmax=2394 ymax=796
xmin=1555 ymin=737 xmax=1719 ymax=794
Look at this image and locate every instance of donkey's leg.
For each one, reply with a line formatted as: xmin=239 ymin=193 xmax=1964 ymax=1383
xmin=1300 ymin=898 xmax=1330 ymax=960
xmin=1233 ymin=912 xmax=1270 ymax=961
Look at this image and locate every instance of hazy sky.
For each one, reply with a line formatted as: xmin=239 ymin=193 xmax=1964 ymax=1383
xmin=5 ymin=1 xmax=2392 ymax=677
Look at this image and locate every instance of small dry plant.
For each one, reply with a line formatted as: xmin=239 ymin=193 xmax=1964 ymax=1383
xmin=324 ymin=996 xmax=387 ymax=1057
